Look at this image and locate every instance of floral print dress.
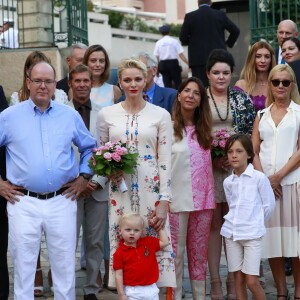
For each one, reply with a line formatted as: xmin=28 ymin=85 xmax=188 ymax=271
xmin=97 ymin=102 xmax=176 ymax=288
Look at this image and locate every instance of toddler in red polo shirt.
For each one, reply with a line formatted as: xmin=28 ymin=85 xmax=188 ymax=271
xmin=113 ymin=213 xmax=169 ymax=300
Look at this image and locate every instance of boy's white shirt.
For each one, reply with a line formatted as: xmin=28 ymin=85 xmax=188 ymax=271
xmin=221 ymin=163 xmax=276 ymax=241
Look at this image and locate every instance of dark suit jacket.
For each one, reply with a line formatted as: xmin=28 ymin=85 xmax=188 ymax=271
xmin=180 ymin=5 xmax=240 ymax=67
xmin=289 ymin=60 xmax=300 ymax=91
xmin=118 ymin=83 xmax=176 ymax=115
xmin=0 ymin=85 xmax=8 ymax=179
xmin=56 ymin=75 xmax=69 ymax=95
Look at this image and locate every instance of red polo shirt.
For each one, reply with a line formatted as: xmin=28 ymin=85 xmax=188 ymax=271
xmin=113 ymin=236 xmax=160 ymax=286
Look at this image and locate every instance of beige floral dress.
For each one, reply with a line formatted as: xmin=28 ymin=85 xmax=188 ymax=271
xmin=97 ymin=102 xmax=176 ymax=288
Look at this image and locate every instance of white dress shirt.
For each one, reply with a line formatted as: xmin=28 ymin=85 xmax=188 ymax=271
xmin=259 ymin=101 xmax=300 ymax=185
xmin=221 ymin=164 xmax=276 ymax=241
xmin=153 ymin=35 xmax=183 ymax=60
xmin=0 ymin=27 xmax=19 ymax=48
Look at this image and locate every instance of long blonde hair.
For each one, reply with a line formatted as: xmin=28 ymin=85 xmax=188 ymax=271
xmin=266 ymin=64 xmax=300 ymax=107
xmin=240 ymin=41 xmax=275 ymax=95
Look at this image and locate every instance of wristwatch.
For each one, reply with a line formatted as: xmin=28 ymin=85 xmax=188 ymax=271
xmin=79 ymin=173 xmax=92 ymax=180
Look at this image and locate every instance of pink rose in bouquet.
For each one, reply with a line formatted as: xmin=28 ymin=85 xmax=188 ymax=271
xmin=89 ymin=141 xmax=138 ymax=192
xmin=211 ymin=127 xmax=236 ymax=159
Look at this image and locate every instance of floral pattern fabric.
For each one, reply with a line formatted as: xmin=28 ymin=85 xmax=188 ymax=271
xmin=229 ymin=88 xmax=256 ymax=135
xmin=97 ymin=102 xmax=176 ymax=288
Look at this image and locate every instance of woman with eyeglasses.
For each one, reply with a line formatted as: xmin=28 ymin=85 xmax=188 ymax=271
xmin=252 ymin=64 xmax=300 ymax=300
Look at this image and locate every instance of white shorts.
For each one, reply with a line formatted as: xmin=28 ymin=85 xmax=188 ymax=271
xmin=225 ymin=237 xmax=262 ymax=275
xmin=124 ymin=283 xmax=159 ymax=300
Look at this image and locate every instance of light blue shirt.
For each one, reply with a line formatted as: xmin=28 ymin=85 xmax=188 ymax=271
xmin=145 ymin=83 xmax=156 ymax=104
xmin=0 ymin=99 xmax=96 ymax=193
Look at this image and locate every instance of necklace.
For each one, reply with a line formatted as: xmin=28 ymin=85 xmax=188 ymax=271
xmin=209 ymin=87 xmax=230 ymax=121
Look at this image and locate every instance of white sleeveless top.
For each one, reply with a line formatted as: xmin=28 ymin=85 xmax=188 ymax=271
xmin=259 ymin=101 xmax=300 ymax=185
xmin=90 ymin=82 xmax=114 ymax=108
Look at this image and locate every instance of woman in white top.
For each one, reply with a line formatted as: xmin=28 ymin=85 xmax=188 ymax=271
xmin=252 ymin=64 xmax=300 ymax=300
xmin=83 ymin=44 xmax=121 ymax=107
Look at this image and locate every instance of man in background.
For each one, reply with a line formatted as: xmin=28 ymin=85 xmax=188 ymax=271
xmin=0 ymin=18 xmax=19 ymax=48
xmin=68 ymin=64 xmax=109 ymax=300
xmin=180 ymin=0 xmax=239 ymax=87
xmin=275 ymin=19 xmax=298 ymax=64
xmin=57 ymin=43 xmax=88 ymax=96
xmin=154 ymin=24 xmax=189 ymax=89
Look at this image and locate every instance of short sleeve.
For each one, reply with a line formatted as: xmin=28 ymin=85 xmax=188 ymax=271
xmin=113 ymin=248 xmax=123 ymax=271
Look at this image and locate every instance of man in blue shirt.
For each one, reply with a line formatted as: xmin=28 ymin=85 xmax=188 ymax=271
xmin=0 ymin=85 xmax=9 ymax=300
xmin=0 ymin=61 xmax=96 ymax=299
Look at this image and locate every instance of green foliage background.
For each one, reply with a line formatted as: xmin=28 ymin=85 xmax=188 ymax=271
xmin=87 ymin=2 xmax=182 ymax=36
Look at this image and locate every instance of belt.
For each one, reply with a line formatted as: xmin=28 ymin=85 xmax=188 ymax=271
xmin=20 ymin=187 xmax=68 ymax=200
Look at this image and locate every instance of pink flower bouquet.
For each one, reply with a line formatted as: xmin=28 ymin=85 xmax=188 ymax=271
xmin=89 ymin=141 xmax=138 ymax=192
xmin=211 ymin=127 xmax=236 ymax=159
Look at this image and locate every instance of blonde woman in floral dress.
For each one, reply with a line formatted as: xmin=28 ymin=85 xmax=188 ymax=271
xmin=96 ymin=58 xmax=176 ymax=289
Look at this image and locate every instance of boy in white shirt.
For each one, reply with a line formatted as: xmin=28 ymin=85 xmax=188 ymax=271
xmin=221 ymin=134 xmax=275 ymax=300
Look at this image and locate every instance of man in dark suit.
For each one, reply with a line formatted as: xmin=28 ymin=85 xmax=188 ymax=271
xmin=56 ymin=43 xmax=88 ymax=95
xmin=118 ymin=52 xmax=177 ymax=114
xmin=0 ymin=85 xmax=8 ymax=300
xmin=179 ymin=0 xmax=240 ymax=87
xmin=275 ymin=19 xmax=298 ymax=64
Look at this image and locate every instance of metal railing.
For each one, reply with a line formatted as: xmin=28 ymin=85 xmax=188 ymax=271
xmin=0 ymin=0 xmax=19 ymax=49
xmin=250 ymin=0 xmax=300 ymax=46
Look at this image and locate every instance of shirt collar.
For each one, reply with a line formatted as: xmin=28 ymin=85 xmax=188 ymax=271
xmin=72 ymin=98 xmax=92 ymax=111
xmin=268 ymin=100 xmax=300 ymax=113
xmin=145 ymin=82 xmax=156 ymax=95
xmin=199 ymin=4 xmax=210 ymax=7
xmin=118 ymin=238 xmax=143 ymax=251
xmin=231 ymin=163 xmax=254 ymax=180
xmin=28 ymin=98 xmax=53 ymax=114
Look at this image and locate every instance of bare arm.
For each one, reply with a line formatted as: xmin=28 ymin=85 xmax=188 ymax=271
xmin=115 ymin=269 xmax=128 ymax=300
xmin=157 ymin=228 xmax=169 ymax=249
xmin=251 ymin=116 xmax=263 ymax=172
xmin=234 ymin=79 xmax=247 ymax=91
xmin=179 ymin=52 xmax=189 ymax=66
xmin=269 ymin=128 xmax=300 ymax=188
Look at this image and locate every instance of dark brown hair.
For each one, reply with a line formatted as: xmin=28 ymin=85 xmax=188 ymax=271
xmin=69 ymin=64 xmax=92 ymax=81
xmin=225 ymin=133 xmax=254 ymax=164
xmin=172 ymin=77 xmax=212 ymax=149
xmin=83 ymin=44 xmax=110 ymax=83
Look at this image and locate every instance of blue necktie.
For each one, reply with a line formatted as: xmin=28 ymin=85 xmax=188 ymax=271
xmin=280 ymin=57 xmax=285 ymax=64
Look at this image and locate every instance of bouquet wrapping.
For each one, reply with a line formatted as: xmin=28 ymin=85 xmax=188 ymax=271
xmin=211 ymin=127 xmax=236 ymax=159
xmin=89 ymin=141 xmax=138 ymax=193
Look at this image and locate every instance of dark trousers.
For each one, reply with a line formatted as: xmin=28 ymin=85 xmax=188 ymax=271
xmin=158 ymin=59 xmax=182 ymax=89
xmin=0 ymin=196 xmax=9 ymax=300
xmin=191 ymin=64 xmax=209 ymax=88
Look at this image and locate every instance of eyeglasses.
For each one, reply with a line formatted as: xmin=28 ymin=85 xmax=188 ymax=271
xmin=271 ymin=79 xmax=292 ymax=87
xmin=28 ymin=78 xmax=55 ymax=87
